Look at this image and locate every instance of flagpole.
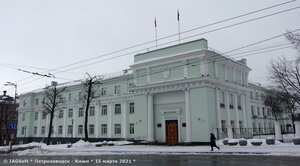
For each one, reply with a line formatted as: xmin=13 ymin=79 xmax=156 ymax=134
xmin=177 ymin=10 xmax=181 ymax=44
xmin=155 ymin=17 xmax=158 ymax=48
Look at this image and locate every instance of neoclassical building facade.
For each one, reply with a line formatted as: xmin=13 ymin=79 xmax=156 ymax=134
xmin=16 ymin=39 xmax=286 ymax=144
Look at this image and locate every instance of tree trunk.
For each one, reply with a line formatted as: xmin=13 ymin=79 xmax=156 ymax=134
xmin=47 ymin=111 xmax=54 ymax=145
xmin=84 ymin=79 xmax=93 ymax=142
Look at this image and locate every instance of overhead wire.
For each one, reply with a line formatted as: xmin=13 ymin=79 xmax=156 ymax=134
xmin=7 ymin=0 xmax=297 ymax=86
xmin=3 ymin=3 xmax=300 ymax=93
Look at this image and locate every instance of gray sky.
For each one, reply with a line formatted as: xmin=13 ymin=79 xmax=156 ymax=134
xmin=0 ymin=0 xmax=300 ymax=97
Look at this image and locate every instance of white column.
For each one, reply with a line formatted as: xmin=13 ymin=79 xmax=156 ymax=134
xmin=242 ymin=94 xmax=248 ymax=128
xmin=52 ymin=112 xmax=57 ymax=137
xmin=234 ymin=94 xmax=240 ymax=137
xmin=183 ymin=60 xmax=188 ymax=79
xmin=185 ymin=89 xmax=192 ymax=142
xmin=73 ymin=109 xmax=77 ymax=137
xmin=147 ymin=94 xmax=154 ymax=141
xmin=233 ymin=69 xmax=236 ymax=82
xmin=200 ymin=60 xmax=207 ymax=76
xmin=224 ymin=64 xmax=227 ymax=80
xmin=215 ymin=88 xmax=221 ymax=129
xmin=177 ymin=112 xmax=181 ymax=142
xmin=226 ymin=92 xmax=233 ymax=139
xmin=37 ymin=112 xmax=41 ymax=137
xmin=108 ymin=103 xmax=112 ymax=138
xmin=63 ymin=109 xmax=67 ymax=137
xmin=294 ymin=121 xmax=300 ymax=138
xmin=45 ymin=115 xmax=49 ymax=137
xmin=214 ymin=61 xmax=218 ymax=77
xmin=122 ymin=101 xmax=128 ymax=139
xmin=162 ymin=114 xmax=166 ymax=142
xmin=95 ymin=105 xmax=99 ymax=138
xmin=146 ymin=67 xmax=150 ymax=84
xmin=274 ymin=121 xmax=282 ymax=141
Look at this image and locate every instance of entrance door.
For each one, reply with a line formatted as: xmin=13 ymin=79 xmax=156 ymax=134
xmin=166 ymin=120 xmax=178 ymax=145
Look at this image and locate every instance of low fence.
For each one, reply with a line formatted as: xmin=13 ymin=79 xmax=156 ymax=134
xmin=216 ymin=127 xmax=294 ymax=140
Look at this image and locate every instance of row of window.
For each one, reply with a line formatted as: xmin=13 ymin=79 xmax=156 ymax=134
xmin=220 ymin=120 xmax=243 ymax=132
xmin=219 ymin=92 xmax=242 ymax=109
xmin=29 ymin=123 xmax=135 ymax=136
xmin=27 ymin=84 xmax=135 ymax=107
xmin=27 ymin=103 xmax=135 ymax=121
xmin=251 ymin=106 xmax=271 ymax=117
xmin=250 ymin=91 xmax=265 ymax=101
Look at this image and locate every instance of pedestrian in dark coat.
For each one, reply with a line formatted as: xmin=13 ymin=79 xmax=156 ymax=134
xmin=210 ymin=133 xmax=220 ymax=151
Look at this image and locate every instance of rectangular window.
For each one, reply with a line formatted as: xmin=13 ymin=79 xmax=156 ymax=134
xmin=89 ymin=106 xmax=95 ymax=116
xmin=101 ymin=124 xmax=107 ymax=135
xmin=257 ymin=107 xmax=260 ymax=116
xmin=129 ymin=123 xmax=134 ymax=134
xmin=79 ymin=91 xmax=82 ymax=100
xmin=22 ymin=113 xmax=25 ymax=121
xmin=33 ymin=127 xmax=37 ymax=135
xmin=34 ymin=112 xmax=38 ymax=120
xmin=253 ymin=123 xmax=257 ymax=132
xmin=21 ymin=127 xmax=26 ymax=135
xmin=35 ymin=98 xmax=39 ymax=105
xmin=101 ymin=105 xmax=107 ymax=115
xmin=41 ymin=126 xmax=45 ymax=135
xmin=42 ymin=112 xmax=47 ymax=119
xmin=129 ymin=103 xmax=134 ymax=114
xmin=89 ymin=124 xmax=94 ymax=135
xmin=221 ymin=120 xmax=226 ymax=132
xmin=250 ymin=91 xmax=253 ymax=99
xmin=114 ymin=85 xmax=121 ymax=95
xmin=68 ymin=109 xmax=73 ymax=118
xmin=256 ymin=92 xmax=259 ymax=100
xmin=59 ymin=110 xmax=64 ymax=118
xmin=78 ymin=125 xmax=83 ymax=135
xmin=239 ymin=121 xmax=243 ymax=129
xmin=229 ymin=93 xmax=234 ymax=109
xmin=68 ymin=93 xmax=72 ymax=101
xmin=115 ymin=104 xmax=121 ymax=114
xmin=128 ymin=82 xmax=134 ymax=93
xmin=230 ymin=120 xmax=235 ymax=128
xmin=58 ymin=126 xmax=63 ymax=135
xmin=219 ymin=91 xmax=225 ymax=108
xmin=237 ymin=95 xmax=242 ymax=110
xmin=101 ymin=87 xmax=107 ymax=96
xmin=262 ymin=107 xmax=266 ymax=117
xmin=68 ymin=125 xmax=73 ymax=135
xmin=251 ymin=106 xmax=255 ymax=116
xmin=78 ymin=108 xmax=84 ymax=117
xmin=115 ymin=124 xmax=121 ymax=134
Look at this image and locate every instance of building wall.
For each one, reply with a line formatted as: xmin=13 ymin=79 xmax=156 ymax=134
xmin=16 ymin=39 xmax=289 ymax=145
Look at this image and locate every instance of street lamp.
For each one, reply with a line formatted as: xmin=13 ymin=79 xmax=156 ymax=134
xmin=4 ymin=82 xmax=17 ymax=99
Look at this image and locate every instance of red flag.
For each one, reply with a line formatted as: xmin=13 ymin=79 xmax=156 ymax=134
xmin=154 ymin=17 xmax=157 ymax=27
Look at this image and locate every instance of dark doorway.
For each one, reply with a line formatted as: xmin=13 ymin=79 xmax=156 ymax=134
xmin=165 ymin=120 xmax=178 ymax=145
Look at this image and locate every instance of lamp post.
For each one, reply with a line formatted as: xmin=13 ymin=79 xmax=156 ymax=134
xmin=4 ymin=82 xmax=17 ymax=99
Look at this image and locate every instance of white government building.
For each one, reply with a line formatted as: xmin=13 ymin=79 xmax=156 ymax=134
xmin=16 ymin=39 xmax=291 ymax=145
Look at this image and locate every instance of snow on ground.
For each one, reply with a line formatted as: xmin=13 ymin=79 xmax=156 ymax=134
xmin=1 ymin=139 xmax=299 ymax=156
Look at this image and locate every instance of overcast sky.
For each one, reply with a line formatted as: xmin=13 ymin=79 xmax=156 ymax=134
xmin=0 ymin=0 xmax=300 ymax=97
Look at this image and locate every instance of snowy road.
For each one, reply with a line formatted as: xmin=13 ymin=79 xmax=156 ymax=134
xmin=0 ymin=154 xmax=299 ymax=166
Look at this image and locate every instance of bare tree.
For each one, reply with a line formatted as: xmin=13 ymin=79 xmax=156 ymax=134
xmin=264 ymin=89 xmax=283 ymax=121
xmin=269 ymin=32 xmax=300 ymax=105
xmin=270 ymin=58 xmax=300 ymax=104
xmin=43 ymin=85 xmax=66 ymax=145
xmin=285 ymin=31 xmax=300 ymax=52
xmin=82 ymin=73 xmax=101 ymax=142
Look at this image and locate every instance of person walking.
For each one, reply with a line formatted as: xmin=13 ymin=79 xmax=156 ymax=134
xmin=210 ymin=133 xmax=220 ymax=151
